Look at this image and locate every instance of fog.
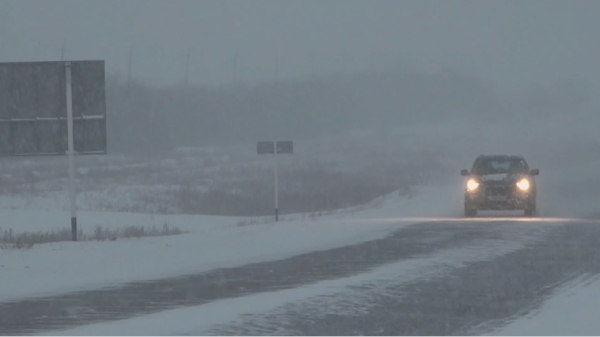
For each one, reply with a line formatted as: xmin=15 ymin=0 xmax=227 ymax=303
xmin=2 ymin=0 xmax=600 ymax=89
xmin=104 ymin=67 xmax=595 ymax=157
xmin=1 ymin=0 xmax=600 ymax=216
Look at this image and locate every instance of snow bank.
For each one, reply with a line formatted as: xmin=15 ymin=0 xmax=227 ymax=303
xmin=0 ymin=184 xmax=461 ymax=302
xmin=489 ymin=275 xmax=600 ymax=336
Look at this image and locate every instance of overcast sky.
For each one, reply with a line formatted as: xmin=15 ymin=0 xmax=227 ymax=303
xmin=1 ymin=0 xmax=599 ymax=92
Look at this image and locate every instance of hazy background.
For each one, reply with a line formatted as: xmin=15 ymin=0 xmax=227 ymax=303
xmin=1 ymin=0 xmax=599 ymax=157
xmin=2 ymin=0 xmax=599 ymax=89
xmin=1 ymin=0 xmax=600 ymax=217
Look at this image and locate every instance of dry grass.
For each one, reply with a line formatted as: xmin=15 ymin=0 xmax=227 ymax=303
xmin=234 ymin=187 xmax=411 ymax=227
xmin=0 ymin=223 xmax=184 ymax=250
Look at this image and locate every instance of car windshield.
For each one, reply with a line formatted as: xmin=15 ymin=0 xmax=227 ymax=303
xmin=472 ymin=157 xmax=527 ymax=175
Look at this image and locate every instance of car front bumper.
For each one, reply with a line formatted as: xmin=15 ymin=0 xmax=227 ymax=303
xmin=465 ymin=189 xmax=533 ymax=210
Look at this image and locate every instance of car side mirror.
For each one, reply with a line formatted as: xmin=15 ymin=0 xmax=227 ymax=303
xmin=460 ymin=169 xmax=469 ymax=176
xmin=530 ymin=169 xmax=539 ymax=176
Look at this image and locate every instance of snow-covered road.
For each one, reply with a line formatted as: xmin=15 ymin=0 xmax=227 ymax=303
xmin=34 ymin=219 xmax=600 ymax=336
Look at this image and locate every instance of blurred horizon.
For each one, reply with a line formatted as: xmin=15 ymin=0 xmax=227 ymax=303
xmin=1 ymin=0 xmax=599 ymax=156
xmin=1 ymin=0 xmax=599 ymax=93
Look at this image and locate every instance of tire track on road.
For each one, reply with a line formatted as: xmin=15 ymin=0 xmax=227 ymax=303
xmin=202 ymin=222 xmax=600 ymax=336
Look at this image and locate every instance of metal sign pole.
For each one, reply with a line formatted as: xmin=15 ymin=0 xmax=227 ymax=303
xmin=65 ymin=62 xmax=77 ymax=241
xmin=274 ymin=141 xmax=279 ymax=221
xmin=257 ymin=140 xmax=292 ymax=222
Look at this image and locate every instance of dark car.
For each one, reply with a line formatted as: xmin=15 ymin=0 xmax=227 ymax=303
xmin=460 ymin=155 xmax=539 ymax=217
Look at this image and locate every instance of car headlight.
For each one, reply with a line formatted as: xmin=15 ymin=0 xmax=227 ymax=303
xmin=466 ymin=179 xmax=479 ymax=192
xmin=516 ymin=178 xmax=530 ymax=191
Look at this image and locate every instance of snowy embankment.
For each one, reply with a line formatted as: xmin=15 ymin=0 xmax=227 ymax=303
xmin=0 ymin=184 xmax=463 ymax=303
xmin=489 ymin=275 xmax=600 ymax=336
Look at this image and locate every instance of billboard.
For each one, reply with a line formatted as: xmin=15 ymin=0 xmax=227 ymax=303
xmin=0 ymin=60 xmax=106 ymax=156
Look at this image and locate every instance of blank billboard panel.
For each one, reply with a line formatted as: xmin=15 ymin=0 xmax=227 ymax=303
xmin=0 ymin=60 xmax=106 ymax=156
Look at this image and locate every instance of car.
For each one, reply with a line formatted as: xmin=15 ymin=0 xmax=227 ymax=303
xmin=460 ymin=155 xmax=539 ymax=217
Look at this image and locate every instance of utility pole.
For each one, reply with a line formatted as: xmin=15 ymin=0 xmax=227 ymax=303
xmin=370 ymin=47 xmax=375 ymax=74
xmin=311 ymin=50 xmax=316 ymax=77
xmin=60 ymin=40 xmax=67 ymax=61
xmin=184 ymin=48 xmax=191 ymax=86
xmin=127 ymin=48 xmax=133 ymax=90
xmin=274 ymin=56 xmax=279 ymax=80
xmin=233 ymin=52 xmax=238 ymax=85
xmin=342 ymin=47 xmax=347 ymax=74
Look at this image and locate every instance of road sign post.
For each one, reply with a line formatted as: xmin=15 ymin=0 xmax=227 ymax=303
xmin=257 ymin=141 xmax=293 ymax=221
xmin=0 ymin=60 xmax=107 ymax=240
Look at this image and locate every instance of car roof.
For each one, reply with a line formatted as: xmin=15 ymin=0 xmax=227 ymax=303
xmin=476 ymin=155 xmax=525 ymax=161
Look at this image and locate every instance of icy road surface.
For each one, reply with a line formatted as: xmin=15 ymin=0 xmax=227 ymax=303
xmin=4 ymin=218 xmax=600 ymax=335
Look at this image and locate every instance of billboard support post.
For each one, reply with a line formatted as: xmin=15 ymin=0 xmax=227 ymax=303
xmin=0 ymin=60 xmax=106 ymax=240
xmin=274 ymin=145 xmax=279 ymax=221
xmin=65 ymin=62 xmax=77 ymax=241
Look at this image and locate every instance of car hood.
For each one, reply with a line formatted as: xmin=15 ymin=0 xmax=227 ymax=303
xmin=477 ymin=173 xmax=524 ymax=183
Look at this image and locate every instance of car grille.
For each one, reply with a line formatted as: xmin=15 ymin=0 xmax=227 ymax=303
xmin=483 ymin=182 xmax=511 ymax=195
